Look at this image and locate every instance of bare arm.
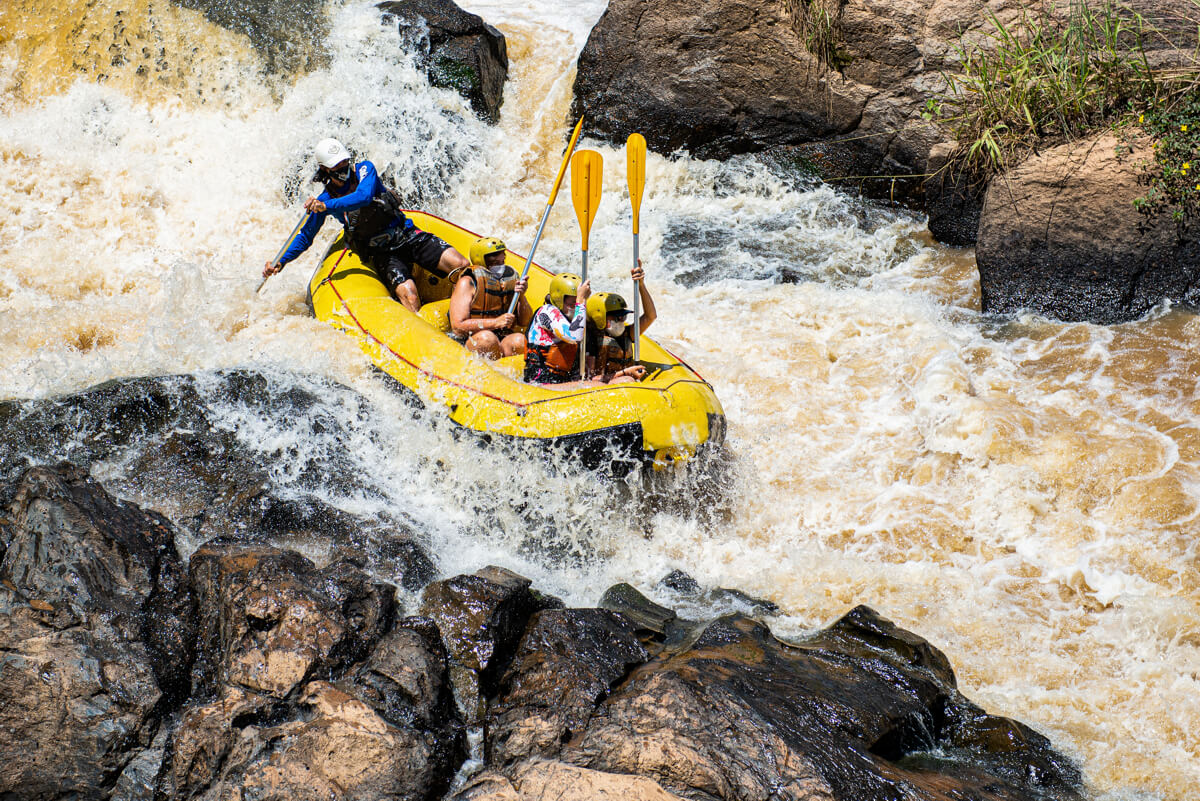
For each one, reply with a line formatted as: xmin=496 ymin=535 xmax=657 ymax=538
xmin=632 ymin=261 xmax=656 ymax=333
xmin=449 ymin=277 xmax=515 ymax=335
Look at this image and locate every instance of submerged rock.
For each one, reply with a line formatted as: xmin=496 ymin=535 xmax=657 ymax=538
xmin=0 ymin=464 xmax=193 ymax=799
xmin=0 ymin=371 xmax=437 ymax=589
xmin=598 ymin=582 xmax=676 ymax=637
xmin=380 ymin=0 xmax=509 ymax=122
xmin=977 ymin=131 xmax=1200 ymax=323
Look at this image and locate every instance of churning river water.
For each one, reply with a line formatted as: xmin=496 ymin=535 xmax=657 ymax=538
xmin=1 ymin=2 xmax=1198 ymax=798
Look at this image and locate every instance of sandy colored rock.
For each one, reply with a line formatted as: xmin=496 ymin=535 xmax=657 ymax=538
xmin=454 ymin=760 xmax=688 ymax=801
xmin=189 ymin=543 xmax=395 ymax=699
xmin=977 ymin=132 xmax=1200 ymax=322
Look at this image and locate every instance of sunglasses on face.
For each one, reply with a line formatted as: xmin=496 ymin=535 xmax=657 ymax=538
xmin=315 ymin=162 xmax=352 ymax=184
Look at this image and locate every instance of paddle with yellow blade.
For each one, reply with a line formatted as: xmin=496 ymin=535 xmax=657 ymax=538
xmin=506 ymin=117 xmax=586 ymax=314
xmin=626 ymin=133 xmax=647 ymax=361
xmin=571 ymin=148 xmax=603 ymax=378
xmin=257 ymin=211 xmax=311 ymax=293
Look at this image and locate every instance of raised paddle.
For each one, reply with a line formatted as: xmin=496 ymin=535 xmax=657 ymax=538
xmin=570 ymin=148 xmax=603 ymax=378
xmin=626 ymin=133 xmax=646 ymax=361
xmin=506 ymin=116 xmax=586 ymax=314
xmin=257 ymin=211 xmax=310 ymax=293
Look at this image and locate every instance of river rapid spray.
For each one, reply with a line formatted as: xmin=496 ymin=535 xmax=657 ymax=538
xmin=1 ymin=1 xmax=1198 ymax=798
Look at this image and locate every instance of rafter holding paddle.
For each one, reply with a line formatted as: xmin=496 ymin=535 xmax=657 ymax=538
xmin=257 ymin=211 xmax=311 ymax=293
xmin=570 ymin=148 xmax=603 ymax=378
xmin=626 ymin=133 xmax=647 ymax=361
xmin=507 ymin=116 xmax=586 ymax=314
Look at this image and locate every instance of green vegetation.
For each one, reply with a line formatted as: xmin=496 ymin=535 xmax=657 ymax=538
xmin=931 ymin=0 xmax=1199 ymax=219
xmin=1133 ymin=90 xmax=1200 ymax=221
xmin=796 ymin=0 xmax=852 ymax=72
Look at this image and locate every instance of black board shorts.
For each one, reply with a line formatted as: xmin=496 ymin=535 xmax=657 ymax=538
xmin=367 ymin=230 xmax=451 ymax=294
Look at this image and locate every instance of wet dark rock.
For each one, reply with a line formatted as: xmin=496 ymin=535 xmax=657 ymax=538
xmin=557 ymin=612 xmax=1082 ymax=801
xmin=487 ymin=608 xmax=649 ymax=767
xmin=0 ymin=464 xmax=193 ymax=798
xmin=169 ymin=0 xmax=329 ymax=74
xmin=110 ymin=725 xmax=171 ymax=801
xmin=598 ymin=582 xmax=676 ymax=637
xmin=658 ymin=569 xmax=700 ymax=594
xmin=165 ymin=565 xmax=463 ymax=801
xmin=189 ymin=542 xmax=396 ymax=700
xmin=420 ymin=566 xmax=561 ymax=723
xmin=380 ymin=0 xmax=509 ymax=122
xmin=924 ymin=142 xmax=985 ymax=248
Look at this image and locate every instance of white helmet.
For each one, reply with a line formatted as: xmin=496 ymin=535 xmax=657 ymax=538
xmin=314 ymin=137 xmax=351 ymax=169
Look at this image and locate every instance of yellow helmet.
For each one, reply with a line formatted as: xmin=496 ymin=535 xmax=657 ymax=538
xmin=547 ymin=272 xmax=582 ymax=310
xmin=469 ymin=236 xmax=506 ymax=266
xmin=586 ymin=292 xmax=632 ymax=329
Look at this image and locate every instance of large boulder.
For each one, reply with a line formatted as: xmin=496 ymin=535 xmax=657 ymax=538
xmin=572 ymin=0 xmax=995 ymax=201
xmin=487 ymin=608 xmax=649 ymax=767
xmin=460 ymin=606 xmax=1083 ymax=801
xmin=165 ymin=553 xmax=465 ymax=801
xmin=976 ymin=131 xmax=1200 ymax=323
xmin=0 ymin=464 xmax=194 ymax=799
xmin=380 ymin=0 xmax=509 ymax=122
xmin=419 ymin=566 xmax=561 ymax=723
xmin=189 ymin=542 xmax=396 ymax=699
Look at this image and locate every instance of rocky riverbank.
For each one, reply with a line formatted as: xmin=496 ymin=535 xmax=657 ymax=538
xmin=0 ymin=460 xmax=1085 ymax=800
xmin=0 ymin=366 xmax=1086 ymax=801
xmin=570 ymin=0 xmax=1200 ymax=323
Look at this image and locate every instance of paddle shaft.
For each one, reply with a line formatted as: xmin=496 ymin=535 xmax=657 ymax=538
xmin=258 ymin=211 xmax=310 ymax=293
xmin=506 ymin=204 xmax=551 ymax=313
xmin=507 ymin=117 xmax=586 ymax=314
xmin=632 ymin=233 xmax=641 ymax=361
xmin=579 ymin=248 xmax=588 ymax=378
xmin=625 ymin=133 xmax=647 ymax=364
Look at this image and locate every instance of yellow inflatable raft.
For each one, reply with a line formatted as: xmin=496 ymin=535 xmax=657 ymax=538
xmin=307 ymin=211 xmax=725 ymax=468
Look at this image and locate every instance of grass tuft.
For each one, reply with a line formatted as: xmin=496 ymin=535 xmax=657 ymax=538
xmin=931 ymin=0 xmax=1200 ymax=219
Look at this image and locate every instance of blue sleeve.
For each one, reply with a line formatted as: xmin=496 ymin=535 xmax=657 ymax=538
xmin=279 ymin=211 xmax=327 ymax=265
xmin=322 ymin=161 xmax=378 ymax=213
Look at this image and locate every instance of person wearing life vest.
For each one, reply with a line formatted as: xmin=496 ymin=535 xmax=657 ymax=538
xmin=524 ymin=272 xmax=595 ymax=386
xmin=448 ymin=237 xmax=532 ymax=359
xmin=585 ymin=260 xmax=657 ymax=383
xmin=262 ymin=137 xmax=471 ymax=313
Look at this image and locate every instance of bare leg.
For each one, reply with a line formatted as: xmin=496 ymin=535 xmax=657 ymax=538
xmin=531 ymin=378 xmax=607 ymax=390
xmin=438 ymin=247 xmax=471 ymax=274
xmin=466 ymin=330 xmax=503 ymax=360
xmin=500 ymin=333 xmax=527 ymax=357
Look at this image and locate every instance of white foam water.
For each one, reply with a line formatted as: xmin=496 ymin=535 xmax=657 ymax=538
xmin=1 ymin=2 xmax=1198 ymax=798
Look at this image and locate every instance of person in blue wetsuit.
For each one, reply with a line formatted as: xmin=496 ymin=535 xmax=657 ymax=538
xmin=262 ymin=137 xmax=471 ymax=312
